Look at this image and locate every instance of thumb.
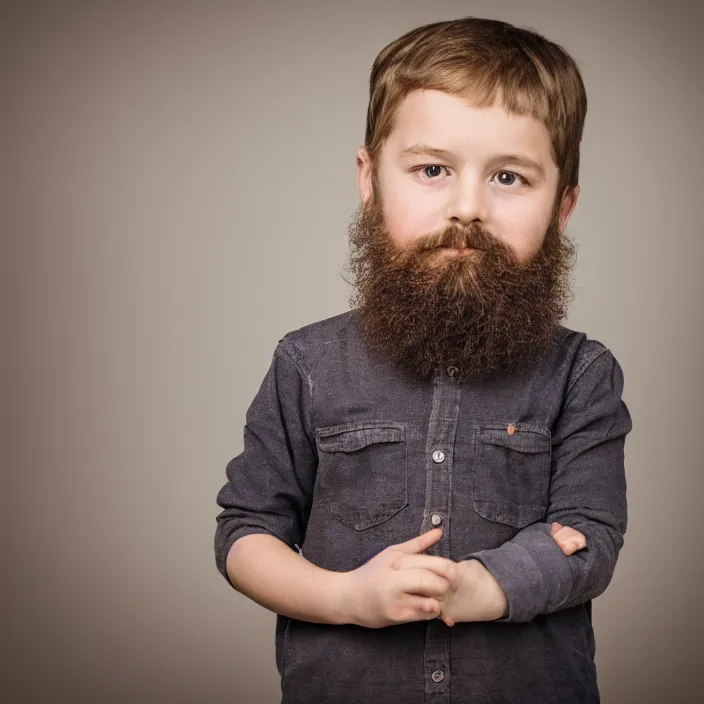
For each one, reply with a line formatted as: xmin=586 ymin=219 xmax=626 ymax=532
xmin=550 ymin=522 xmax=563 ymax=536
xmin=395 ymin=528 xmax=443 ymax=554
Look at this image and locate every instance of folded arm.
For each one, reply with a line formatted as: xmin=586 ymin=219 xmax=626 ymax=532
xmin=450 ymin=346 xmax=632 ymax=624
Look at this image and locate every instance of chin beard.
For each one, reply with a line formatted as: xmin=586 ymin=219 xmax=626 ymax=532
xmin=345 ymin=196 xmax=576 ymax=384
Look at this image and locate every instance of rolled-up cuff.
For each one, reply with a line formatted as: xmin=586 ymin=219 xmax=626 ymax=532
xmin=461 ymin=523 xmax=574 ymax=623
xmin=215 ymin=526 xmax=286 ymax=589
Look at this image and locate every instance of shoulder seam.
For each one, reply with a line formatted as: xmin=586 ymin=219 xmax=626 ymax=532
xmin=276 ymin=338 xmax=315 ymax=438
xmin=566 ymin=345 xmax=609 ymax=395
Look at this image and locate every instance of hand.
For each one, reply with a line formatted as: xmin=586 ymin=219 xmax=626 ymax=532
xmin=436 ymin=559 xmax=507 ymax=627
xmin=340 ymin=528 xmax=458 ymax=629
xmin=436 ymin=523 xmax=588 ymax=626
xmin=550 ymin=522 xmax=587 ymax=555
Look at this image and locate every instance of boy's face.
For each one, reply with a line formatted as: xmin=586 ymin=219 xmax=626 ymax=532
xmin=357 ymin=89 xmax=578 ymax=264
xmin=348 ymin=88 xmax=580 ymax=383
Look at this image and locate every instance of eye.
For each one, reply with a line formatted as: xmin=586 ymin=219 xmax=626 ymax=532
xmin=494 ymin=170 xmax=527 ymax=187
xmin=419 ymin=165 xmax=449 ymax=179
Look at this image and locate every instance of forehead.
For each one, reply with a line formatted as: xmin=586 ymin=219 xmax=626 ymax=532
xmin=384 ymin=89 xmax=556 ymax=168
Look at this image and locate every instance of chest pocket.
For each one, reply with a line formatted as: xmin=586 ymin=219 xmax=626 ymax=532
xmin=316 ymin=420 xmax=408 ymax=531
xmin=472 ymin=422 xmax=552 ymax=528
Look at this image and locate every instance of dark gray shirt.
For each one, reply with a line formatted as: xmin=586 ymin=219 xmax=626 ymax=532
xmin=215 ymin=310 xmax=632 ymax=704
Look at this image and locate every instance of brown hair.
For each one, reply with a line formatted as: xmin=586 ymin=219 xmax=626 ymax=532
xmin=365 ymin=17 xmax=587 ymax=192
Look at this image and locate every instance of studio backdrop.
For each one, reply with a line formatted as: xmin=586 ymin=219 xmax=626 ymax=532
xmin=3 ymin=1 xmax=702 ymax=702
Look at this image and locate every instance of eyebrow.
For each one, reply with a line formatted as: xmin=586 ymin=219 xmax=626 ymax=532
xmin=400 ymin=143 xmax=546 ymax=179
xmin=400 ymin=144 xmax=455 ymax=160
xmin=489 ymin=154 xmax=546 ymax=179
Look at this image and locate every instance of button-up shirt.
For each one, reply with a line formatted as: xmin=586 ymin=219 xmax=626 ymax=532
xmin=215 ymin=310 xmax=632 ymax=703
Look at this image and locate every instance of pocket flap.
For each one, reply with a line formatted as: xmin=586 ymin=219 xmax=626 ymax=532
xmin=477 ymin=423 xmax=551 ymax=454
xmin=317 ymin=422 xmax=405 ymax=453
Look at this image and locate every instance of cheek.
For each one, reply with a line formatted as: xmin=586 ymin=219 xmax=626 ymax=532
xmin=383 ymin=200 xmax=418 ymax=247
xmin=493 ymin=203 xmax=552 ymax=261
xmin=380 ymin=180 xmax=439 ymax=247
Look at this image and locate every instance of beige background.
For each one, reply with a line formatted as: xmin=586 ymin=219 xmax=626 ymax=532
xmin=2 ymin=0 xmax=702 ymax=702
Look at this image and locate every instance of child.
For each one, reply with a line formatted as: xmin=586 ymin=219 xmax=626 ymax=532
xmin=215 ymin=17 xmax=631 ymax=703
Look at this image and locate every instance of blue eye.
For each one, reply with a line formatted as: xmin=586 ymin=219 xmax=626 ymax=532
xmin=495 ymin=171 xmax=524 ymax=186
xmin=423 ymin=165 xmax=444 ymax=178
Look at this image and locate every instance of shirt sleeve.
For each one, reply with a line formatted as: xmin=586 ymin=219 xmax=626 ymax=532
xmin=214 ymin=339 xmax=317 ymax=588
xmin=462 ymin=345 xmax=633 ymax=622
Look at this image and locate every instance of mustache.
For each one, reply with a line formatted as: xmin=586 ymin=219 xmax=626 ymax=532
xmin=409 ymin=223 xmax=506 ymax=254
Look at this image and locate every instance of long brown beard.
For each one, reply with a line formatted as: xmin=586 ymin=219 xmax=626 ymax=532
xmin=345 ymin=195 xmax=576 ymax=384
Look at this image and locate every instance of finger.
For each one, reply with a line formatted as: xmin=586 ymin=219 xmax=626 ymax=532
xmin=397 ymin=568 xmax=451 ymax=598
xmin=553 ymin=527 xmax=587 ymax=555
xmin=554 ymin=525 xmax=587 ymax=547
xmin=440 ymin=613 xmax=455 ymax=628
xmin=560 ymin=540 xmax=579 ymax=556
xmin=550 ymin=522 xmax=563 ymax=536
xmin=400 ymin=595 xmax=442 ymax=622
xmin=393 ymin=554 xmax=457 ymax=581
xmin=557 ymin=537 xmax=583 ymax=556
xmin=394 ymin=528 xmax=443 ymax=554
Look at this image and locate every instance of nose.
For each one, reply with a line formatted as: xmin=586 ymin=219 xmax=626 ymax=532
xmin=446 ymin=174 xmax=487 ymax=226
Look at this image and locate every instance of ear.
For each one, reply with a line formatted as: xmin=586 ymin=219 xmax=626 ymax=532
xmin=356 ymin=146 xmax=374 ymax=204
xmin=557 ymin=185 xmax=580 ymax=234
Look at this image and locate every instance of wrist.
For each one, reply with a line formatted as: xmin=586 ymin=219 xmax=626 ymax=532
xmin=459 ymin=559 xmax=508 ymax=621
xmin=480 ymin=561 xmax=508 ymax=620
xmin=327 ymin=570 xmax=358 ymax=626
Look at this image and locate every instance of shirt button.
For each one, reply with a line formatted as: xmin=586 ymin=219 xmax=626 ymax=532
xmin=431 ymin=513 xmax=443 ymax=527
xmin=431 ymin=669 xmax=445 ymax=683
xmin=446 ymin=365 xmax=458 ymax=377
xmin=432 ymin=450 xmax=445 ymax=463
